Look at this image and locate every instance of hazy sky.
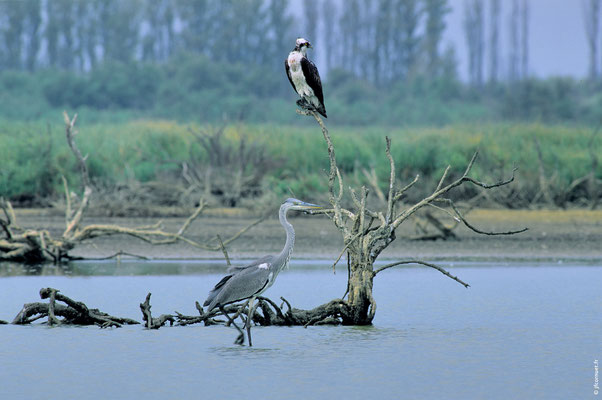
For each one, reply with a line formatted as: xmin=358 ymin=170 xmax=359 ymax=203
xmin=300 ymin=0 xmax=590 ymax=80
xmin=446 ymin=0 xmax=588 ymax=79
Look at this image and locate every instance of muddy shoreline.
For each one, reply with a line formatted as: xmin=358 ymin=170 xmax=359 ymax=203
xmin=9 ymin=208 xmax=602 ymax=263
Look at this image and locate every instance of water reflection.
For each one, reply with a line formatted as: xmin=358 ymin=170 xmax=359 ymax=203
xmin=0 ymin=259 xmax=353 ymax=277
xmin=0 ymin=260 xmax=231 ymax=277
xmin=0 ymin=261 xmax=74 ymax=277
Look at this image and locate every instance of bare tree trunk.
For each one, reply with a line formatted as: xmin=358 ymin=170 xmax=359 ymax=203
xmin=508 ymin=0 xmax=519 ymax=81
xmin=584 ymin=0 xmax=601 ymax=80
xmin=344 ymin=250 xmax=375 ymax=324
xmin=464 ymin=0 xmax=485 ymax=86
xmin=520 ymin=0 xmax=529 ymax=79
xmin=489 ymin=0 xmax=500 ymax=84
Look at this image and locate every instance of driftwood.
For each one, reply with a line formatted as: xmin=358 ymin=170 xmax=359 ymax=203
xmin=0 ymin=112 xmax=263 ymax=263
xmin=12 ymin=287 xmax=139 ymax=328
xmin=140 ymin=293 xmax=175 ymax=329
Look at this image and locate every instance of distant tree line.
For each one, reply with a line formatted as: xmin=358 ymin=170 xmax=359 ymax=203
xmin=0 ymin=0 xmax=292 ymax=72
xmin=0 ymin=0 xmax=600 ymax=125
xmin=0 ymin=0 xmax=538 ymax=84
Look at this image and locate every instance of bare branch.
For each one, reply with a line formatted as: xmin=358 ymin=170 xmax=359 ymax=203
xmin=443 ymin=199 xmax=528 ymax=236
xmin=61 ymin=176 xmax=72 ymax=227
xmin=385 ymin=136 xmax=396 ymax=223
xmin=436 ymin=166 xmax=451 ymax=192
xmin=177 ymin=198 xmax=206 ymax=235
xmin=392 ymin=152 xmax=518 ymax=230
xmin=393 ymin=175 xmax=420 ymax=202
xmin=462 ymin=166 xmax=519 ymax=189
xmin=331 ymin=231 xmax=362 ymax=272
xmin=63 ymin=112 xmax=92 ymax=238
xmin=373 ymin=260 xmax=470 ymax=288
xmin=216 ymin=234 xmax=231 ymax=266
xmin=361 ymin=166 xmax=385 ymax=203
xmin=307 ymin=110 xmax=348 ymax=235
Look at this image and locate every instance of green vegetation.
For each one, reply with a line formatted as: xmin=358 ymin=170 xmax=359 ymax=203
xmin=0 ymin=1 xmax=600 ymax=209
xmin=1 ymin=118 xmax=598 ymax=208
xmin=2 ymin=59 xmax=602 ymax=127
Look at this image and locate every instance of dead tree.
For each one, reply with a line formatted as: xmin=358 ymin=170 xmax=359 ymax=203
xmin=177 ymin=110 xmax=527 ymax=331
xmin=0 ymin=113 xmax=263 ymax=263
xmin=293 ymin=109 xmax=526 ymax=325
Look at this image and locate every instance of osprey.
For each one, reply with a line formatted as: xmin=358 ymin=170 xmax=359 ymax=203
xmin=285 ymin=38 xmax=327 ymax=118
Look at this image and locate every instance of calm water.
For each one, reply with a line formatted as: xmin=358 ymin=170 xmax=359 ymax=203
xmin=0 ymin=260 xmax=600 ymax=400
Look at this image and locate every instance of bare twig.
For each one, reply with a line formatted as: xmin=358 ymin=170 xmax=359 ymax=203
xmin=63 ymin=112 xmax=92 ymax=238
xmin=216 ymin=234 xmax=231 ymax=266
xmin=385 ymin=136 xmax=395 ymax=224
xmin=373 ymin=260 xmax=470 ymax=288
xmin=443 ymin=199 xmax=528 ymax=236
xmin=361 ymin=166 xmax=385 ymax=203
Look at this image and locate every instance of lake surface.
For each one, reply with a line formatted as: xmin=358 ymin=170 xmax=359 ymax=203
xmin=0 ymin=260 xmax=600 ymax=400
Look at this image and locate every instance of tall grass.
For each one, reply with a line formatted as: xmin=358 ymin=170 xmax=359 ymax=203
xmin=0 ymin=116 xmax=599 ymax=206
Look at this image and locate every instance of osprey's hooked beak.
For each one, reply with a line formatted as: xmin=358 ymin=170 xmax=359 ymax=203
xmin=307 ymin=42 xmax=313 ymax=49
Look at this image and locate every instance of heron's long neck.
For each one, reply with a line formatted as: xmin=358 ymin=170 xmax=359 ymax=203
xmin=275 ymin=207 xmax=295 ymax=272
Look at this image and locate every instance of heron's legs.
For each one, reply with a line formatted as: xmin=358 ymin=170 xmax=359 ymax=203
xmin=245 ymin=296 xmax=257 ymax=347
xmin=219 ymin=305 xmax=245 ymax=345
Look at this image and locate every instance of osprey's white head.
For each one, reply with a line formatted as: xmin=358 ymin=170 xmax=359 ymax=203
xmin=295 ymin=37 xmax=312 ymax=55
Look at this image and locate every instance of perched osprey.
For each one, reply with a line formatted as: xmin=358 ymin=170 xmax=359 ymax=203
xmin=285 ymin=38 xmax=327 ymax=118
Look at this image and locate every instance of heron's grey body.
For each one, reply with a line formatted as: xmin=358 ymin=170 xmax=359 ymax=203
xmin=204 ymin=198 xmax=319 ymax=314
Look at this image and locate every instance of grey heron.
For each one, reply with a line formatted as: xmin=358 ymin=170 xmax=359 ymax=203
xmin=203 ymin=198 xmax=322 ymax=346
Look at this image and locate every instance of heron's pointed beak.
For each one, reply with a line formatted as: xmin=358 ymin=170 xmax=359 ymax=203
xmin=295 ymin=201 xmax=323 ymax=214
xmin=300 ymin=200 xmax=321 ymax=209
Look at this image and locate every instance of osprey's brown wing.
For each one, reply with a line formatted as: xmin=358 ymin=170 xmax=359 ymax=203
xmin=301 ymin=57 xmax=327 ymax=117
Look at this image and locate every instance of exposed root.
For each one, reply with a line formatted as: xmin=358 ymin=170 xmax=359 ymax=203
xmin=175 ymin=296 xmax=348 ymax=329
xmin=140 ymin=293 xmax=175 ymax=329
xmin=12 ymin=288 xmax=139 ymax=328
